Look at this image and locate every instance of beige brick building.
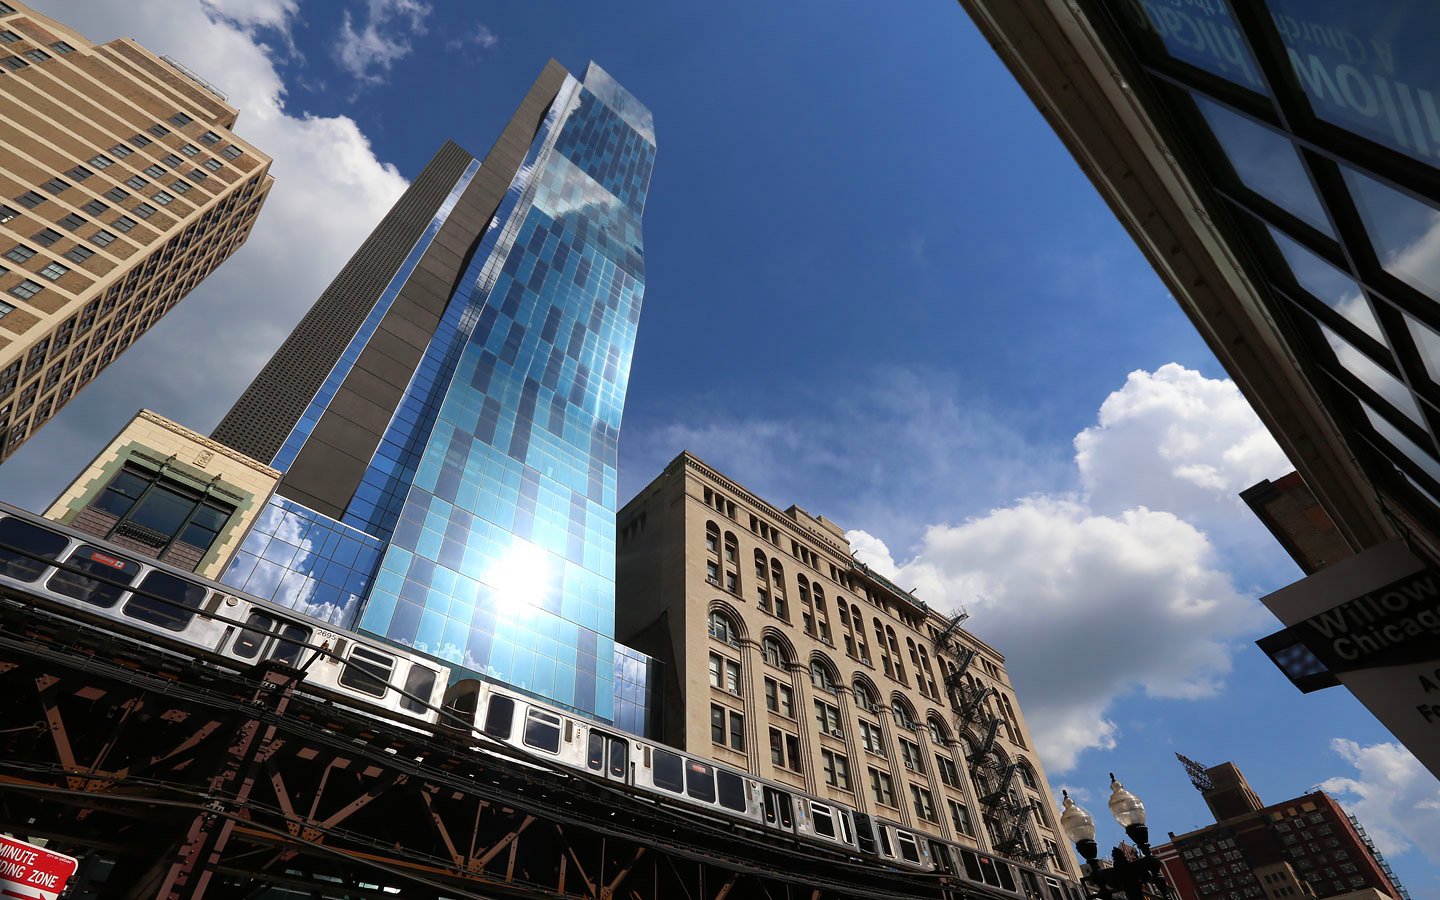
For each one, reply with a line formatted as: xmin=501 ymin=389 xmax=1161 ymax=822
xmin=617 ymin=451 xmax=1080 ymax=878
xmin=0 ymin=1 xmax=271 ymax=459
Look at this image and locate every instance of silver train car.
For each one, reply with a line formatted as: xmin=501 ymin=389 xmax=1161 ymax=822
xmin=0 ymin=502 xmax=1083 ymax=899
xmin=0 ymin=503 xmax=449 ymax=726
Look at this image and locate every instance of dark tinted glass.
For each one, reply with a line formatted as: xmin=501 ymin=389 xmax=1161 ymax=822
xmin=127 ymin=486 xmax=197 ymax=538
xmin=523 ymin=710 xmax=561 ymax=753
xmin=811 ymin=803 xmax=836 ymax=838
xmin=93 ymin=470 xmax=148 ymax=517
xmin=685 ymin=760 xmax=716 ymax=803
xmin=716 ymin=770 xmax=746 ymax=811
xmin=483 ymin=695 xmax=514 ymax=737
xmin=997 ymin=862 xmax=1017 ymax=892
xmin=124 ymin=570 xmax=206 ymax=630
xmin=608 ymin=737 xmax=627 ymax=778
xmin=48 ymin=546 xmax=139 ymax=607
xmin=897 ymin=832 xmax=920 ymax=862
xmin=338 ymin=646 xmax=393 ymax=697
xmin=400 ymin=665 xmax=437 ymax=713
xmin=962 ymin=850 xmax=984 ymax=882
xmin=270 ymin=624 xmax=309 ymax=665
xmin=587 ymin=732 xmax=605 ymax=771
xmin=0 ymin=516 xmax=68 ymax=582
xmin=232 ymin=611 xmax=273 ymax=658
xmin=652 ymin=749 xmax=683 ymax=792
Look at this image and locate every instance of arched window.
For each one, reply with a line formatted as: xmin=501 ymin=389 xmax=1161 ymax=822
xmin=723 ymin=531 xmax=739 ymax=563
xmin=770 ymin=560 xmax=789 ymax=621
xmin=887 ymin=626 xmax=908 ymax=684
xmin=810 ymin=657 xmax=837 ymax=693
xmin=705 ymin=521 xmax=720 ymax=554
xmin=927 ymin=715 xmax=952 ymax=745
xmin=1017 ymin=759 xmax=1038 ymax=790
xmin=797 ymin=581 xmax=814 ymax=636
xmin=852 ymin=605 xmax=869 ymax=661
xmin=853 ymin=679 xmax=879 ymax=713
xmin=754 ymin=548 xmax=768 ymax=580
xmin=813 ymin=583 xmax=831 ymax=643
xmin=891 ymin=695 xmax=918 ymax=731
xmin=873 ymin=618 xmax=893 ymax=679
xmin=709 ymin=610 xmax=739 ymax=646
xmin=762 ymin=635 xmax=790 ymax=669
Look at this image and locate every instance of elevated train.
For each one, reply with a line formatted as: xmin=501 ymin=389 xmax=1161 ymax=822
xmin=0 ymin=502 xmax=1080 ymax=900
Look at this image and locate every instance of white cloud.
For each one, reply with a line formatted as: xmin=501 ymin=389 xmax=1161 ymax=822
xmin=333 ymin=0 xmax=431 ymax=85
xmin=445 ymin=22 xmax=499 ymax=54
xmin=1320 ymin=739 xmax=1440 ymax=865
xmin=853 ymin=498 xmax=1265 ymax=771
xmin=0 ymin=1 xmax=409 ymax=509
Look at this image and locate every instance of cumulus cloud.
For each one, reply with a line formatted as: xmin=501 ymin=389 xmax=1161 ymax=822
xmin=853 ymin=499 xmax=1264 ymax=771
xmin=1319 ymin=739 xmax=1440 ymax=864
xmin=845 ymin=363 xmax=1287 ymax=771
xmin=0 ymin=1 xmax=409 ymax=510
xmin=333 ymin=0 xmax=432 ymax=85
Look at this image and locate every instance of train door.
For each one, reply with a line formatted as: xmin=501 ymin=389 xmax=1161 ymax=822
xmin=586 ymin=729 xmax=630 ymax=781
xmin=762 ymin=786 xmax=794 ymax=832
xmin=930 ymin=840 xmax=956 ymax=874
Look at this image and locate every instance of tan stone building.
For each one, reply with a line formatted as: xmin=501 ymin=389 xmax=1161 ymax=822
xmin=617 ymin=451 xmax=1080 ymax=878
xmin=44 ymin=409 xmax=278 ymax=581
xmin=0 ymin=0 xmax=271 ymax=459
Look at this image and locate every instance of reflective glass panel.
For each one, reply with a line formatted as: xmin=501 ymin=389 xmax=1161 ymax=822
xmin=1267 ymin=225 xmax=1384 ymax=341
xmin=1193 ymin=94 xmax=1333 ymax=235
xmin=1266 ymin=0 xmax=1440 ymax=167
xmin=1317 ymin=321 xmax=1425 ymax=425
xmin=1130 ymin=0 xmax=1267 ymax=93
xmin=1340 ymin=165 xmax=1440 ymax=301
xmin=1405 ymin=313 xmax=1440 ymax=384
xmin=1361 ymin=400 xmax=1440 ymax=484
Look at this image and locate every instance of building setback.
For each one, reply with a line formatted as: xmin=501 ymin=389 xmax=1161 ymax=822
xmin=44 ymin=59 xmax=658 ymax=732
xmin=951 ymin=0 xmax=1440 ymax=775
xmin=616 ymin=451 xmax=1081 ymax=879
xmin=0 ymin=0 xmax=271 ymax=460
xmin=1155 ymin=758 xmax=1408 ymax=900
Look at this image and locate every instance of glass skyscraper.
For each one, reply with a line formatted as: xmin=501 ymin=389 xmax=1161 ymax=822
xmin=210 ymin=60 xmax=656 ymax=725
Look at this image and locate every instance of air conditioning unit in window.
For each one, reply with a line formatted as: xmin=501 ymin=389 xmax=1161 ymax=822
xmin=830 ymin=729 xmax=844 ymax=739
xmin=728 ymin=637 xmax=740 ymax=649
xmin=727 ymin=688 xmax=740 ymax=697
xmin=904 ymin=761 xmax=917 ymax=772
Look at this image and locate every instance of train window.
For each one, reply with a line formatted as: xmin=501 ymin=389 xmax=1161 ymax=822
xmin=1045 ymin=877 xmax=1063 ymax=900
xmin=587 ymin=732 xmax=605 ymax=771
xmin=523 ymin=708 xmax=562 ymax=753
xmin=1021 ymin=869 xmax=1042 ymax=899
xmin=269 ymin=624 xmax=309 ymax=665
xmin=48 ymin=546 xmax=139 ymax=608
xmin=0 ymin=517 xmax=68 ymax=581
xmin=977 ymin=854 xmax=1001 ymax=887
xmin=896 ymin=831 xmax=921 ymax=863
xmin=400 ymin=665 xmax=437 ymax=713
xmin=961 ymin=849 xmax=985 ymax=882
xmin=996 ymin=862 xmax=1017 ymax=893
xmin=876 ymin=824 xmax=893 ymax=858
xmin=609 ymin=737 xmax=627 ymax=778
xmin=811 ymin=802 xmax=837 ymax=839
xmin=716 ymin=770 xmax=747 ymax=812
xmin=338 ymin=646 xmax=394 ymax=697
xmin=232 ymin=612 xmax=273 ymax=658
xmin=124 ymin=571 xmax=207 ymax=631
xmin=484 ymin=696 xmax=514 ymax=737
xmin=839 ymin=812 xmax=854 ymax=846
xmin=853 ymin=814 xmax=877 ymax=855
xmin=652 ymin=749 xmax=684 ymax=792
xmin=686 ymin=760 xmax=716 ymax=803
xmin=931 ymin=841 xmax=954 ymax=874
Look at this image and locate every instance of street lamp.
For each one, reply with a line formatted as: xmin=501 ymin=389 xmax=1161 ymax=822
xmin=1057 ymin=775 xmax=1171 ymax=900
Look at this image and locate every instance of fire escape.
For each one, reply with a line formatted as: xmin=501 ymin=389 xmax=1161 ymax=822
xmin=933 ymin=611 xmax=1049 ymax=866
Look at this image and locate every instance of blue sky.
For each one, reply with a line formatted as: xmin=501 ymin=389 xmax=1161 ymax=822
xmin=5 ymin=1 xmax=1438 ymax=893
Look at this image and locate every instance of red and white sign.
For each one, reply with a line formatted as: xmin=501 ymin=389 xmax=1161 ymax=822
xmin=0 ymin=836 xmax=77 ymax=900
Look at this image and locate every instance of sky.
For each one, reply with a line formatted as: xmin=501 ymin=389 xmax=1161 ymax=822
xmin=3 ymin=0 xmax=1438 ymax=894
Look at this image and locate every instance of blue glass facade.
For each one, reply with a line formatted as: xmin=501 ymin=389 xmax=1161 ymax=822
xmin=220 ymin=63 xmax=657 ymax=728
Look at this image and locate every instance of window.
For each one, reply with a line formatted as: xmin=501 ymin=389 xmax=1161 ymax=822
xmin=853 ymin=680 xmax=879 ymax=714
xmin=133 ymin=203 xmax=156 ymax=219
xmin=764 ymin=677 xmax=793 ymax=717
xmin=948 ymin=800 xmax=974 ymax=836
xmin=911 ymin=785 xmax=938 ymax=823
xmin=81 ymin=200 xmax=108 ymax=216
xmin=22 ymin=48 xmax=49 ymax=62
xmin=32 ymin=227 xmax=61 ymax=247
xmin=143 ymin=165 xmax=165 ymax=178
xmin=860 ymin=720 xmax=886 ymax=756
xmin=169 ymin=180 xmax=190 ymax=194
xmin=85 ymin=465 xmax=236 ymax=567
xmin=109 ymin=145 xmax=133 ymax=159
xmin=169 ymin=112 xmax=193 ymax=127
xmin=221 ymin=144 xmax=243 ymax=160
xmin=49 ymin=41 xmax=74 ymax=54
xmin=124 ymin=570 xmax=206 ymax=631
xmin=762 ymin=635 xmax=787 ymax=668
xmin=200 ymin=130 xmax=221 ymax=145
xmin=809 ymin=659 xmax=836 ymax=693
xmin=769 ymin=727 xmax=802 ymax=772
xmin=58 ymin=213 xmax=85 ymax=231
xmin=706 ymin=559 xmax=720 ymax=583
xmin=129 ymin=133 xmax=152 ymax=148
xmin=86 ymin=233 xmax=113 ymax=249
xmin=204 ymin=158 xmax=224 ymax=172
xmin=42 ymin=178 xmax=69 ymax=195
xmin=65 ymin=165 xmax=92 ymax=182
xmin=16 ymin=190 xmax=45 ymax=209
xmin=711 ymin=704 xmax=744 ymax=751
xmin=9 ymin=279 xmax=41 ymax=300
xmin=815 ymin=699 xmax=842 ymax=735
xmin=708 ymin=652 xmax=741 ymax=694
xmin=0 ymin=30 xmax=16 ymax=42
xmin=0 ymin=301 xmax=14 ymax=319
xmin=39 ymin=262 xmax=67 ymax=280
xmin=152 ymin=190 xmax=175 ymax=206
xmin=188 ymin=168 xmax=209 ymax=183
xmin=937 ymin=755 xmax=961 ymax=788
xmin=900 ymin=738 xmax=925 ymax=774
xmin=870 ymin=768 xmax=896 ymax=807
xmin=822 ymin=749 xmax=851 ymax=790
xmin=0 ymin=203 xmax=15 ymax=224
xmin=337 ymin=646 xmax=394 ymax=698
xmin=105 ymin=187 xmax=131 ymax=203
xmin=892 ymin=698 xmax=918 ymax=731
xmin=4 ymin=244 xmax=34 ymax=263
xmin=708 ymin=610 xmax=738 ymax=645
xmin=161 ymin=153 xmax=183 ymax=167
xmin=522 ymin=708 xmax=561 ymax=753
xmin=0 ymin=55 xmax=27 ymax=71
xmin=112 ymin=215 xmax=137 ymax=233
xmin=148 ymin=124 xmax=170 ymax=138
xmin=125 ymin=175 xmax=149 ymax=190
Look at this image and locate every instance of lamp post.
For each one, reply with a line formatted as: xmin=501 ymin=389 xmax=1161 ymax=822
xmin=1058 ymin=775 xmax=1172 ymax=900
